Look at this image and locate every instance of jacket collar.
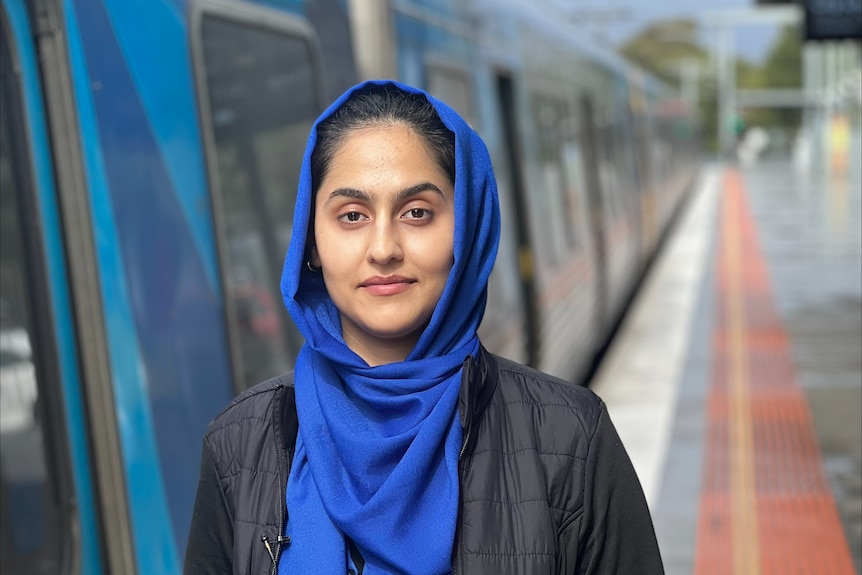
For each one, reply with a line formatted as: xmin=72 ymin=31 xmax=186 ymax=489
xmin=458 ymin=346 xmax=498 ymax=457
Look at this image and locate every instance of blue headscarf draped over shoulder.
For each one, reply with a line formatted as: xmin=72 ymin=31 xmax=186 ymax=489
xmin=280 ymin=80 xmax=500 ymax=574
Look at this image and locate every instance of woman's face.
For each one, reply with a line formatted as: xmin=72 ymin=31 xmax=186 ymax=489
xmin=311 ymin=124 xmax=455 ymax=366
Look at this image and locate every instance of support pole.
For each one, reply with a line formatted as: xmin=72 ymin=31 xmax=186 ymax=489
xmin=717 ymin=25 xmax=737 ymax=158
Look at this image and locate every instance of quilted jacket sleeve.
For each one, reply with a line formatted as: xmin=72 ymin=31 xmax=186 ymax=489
xmin=184 ymin=438 xmax=234 ymax=575
xmin=576 ymin=405 xmax=665 ymax=574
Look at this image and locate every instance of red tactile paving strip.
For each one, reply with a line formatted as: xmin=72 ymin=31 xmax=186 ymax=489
xmin=694 ymin=170 xmax=855 ymax=574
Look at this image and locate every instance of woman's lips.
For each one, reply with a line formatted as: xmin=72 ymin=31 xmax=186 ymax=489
xmin=360 ymin=276 xmax=415 ymax=296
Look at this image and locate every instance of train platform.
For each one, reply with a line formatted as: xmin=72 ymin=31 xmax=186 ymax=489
xmin=590 ymin=160 xmax=862 ymax=574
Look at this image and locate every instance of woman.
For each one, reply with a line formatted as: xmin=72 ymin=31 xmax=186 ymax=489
xmin=184 ymin=80 xmax=663 ymax=574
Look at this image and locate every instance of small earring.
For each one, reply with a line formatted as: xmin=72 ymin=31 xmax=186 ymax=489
xmin=306 ymin=260 xmax=320 ymax=273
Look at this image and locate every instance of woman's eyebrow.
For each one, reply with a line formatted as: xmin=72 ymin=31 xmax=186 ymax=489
xmin=394 ymin=182 xmax=446 ymax=203
xmin=325 ymin=187 xmax=371 ymax=204
xmin=325 ymin=182 xmax=446 ymax=205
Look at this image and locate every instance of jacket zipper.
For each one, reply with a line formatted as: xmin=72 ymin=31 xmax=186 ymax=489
xmin=453 ymin=356 xmax=474 ymax=575
xmin=458 ymin=426 xmax=471 ymax=461
xmin=270 ymin=462 xmax=285 ymax=575
xmin=453 ymin=432 xmax=469 ymax=575
xmin=266 ymin=384 xmax=290 ymax=575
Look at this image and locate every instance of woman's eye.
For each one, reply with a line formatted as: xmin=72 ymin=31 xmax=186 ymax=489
xmin=404 ymin=208 xmax=429 ymax=220
xmin=340 ymin=211 xmax=365 ymax=223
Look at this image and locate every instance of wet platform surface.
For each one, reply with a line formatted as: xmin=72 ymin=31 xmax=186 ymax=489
xmin=590 ymin=160 xmax=861 ymax=574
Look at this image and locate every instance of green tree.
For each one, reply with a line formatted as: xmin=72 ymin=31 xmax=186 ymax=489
xmin=621 ymin=19 xmax=725 ymax=151
xmin=621 ymin=20 xmax=804 ymax=150
xmin=757 ymin=25 xmax=803 ymax=130
xmin=621 ymin=19 xmax=709 ymax=88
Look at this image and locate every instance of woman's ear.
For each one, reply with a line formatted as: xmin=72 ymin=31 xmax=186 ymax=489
xmin=310 ymin=245 xmax=322 ymax=268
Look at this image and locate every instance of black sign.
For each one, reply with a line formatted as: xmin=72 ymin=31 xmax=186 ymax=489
xmin=804 ymin=0 xmax=862 ymax=41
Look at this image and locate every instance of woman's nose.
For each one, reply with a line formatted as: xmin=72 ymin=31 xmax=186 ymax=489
xmin=367 ymin=220 xmax=403 ymax=264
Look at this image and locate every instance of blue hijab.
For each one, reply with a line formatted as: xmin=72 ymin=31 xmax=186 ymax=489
xmin=279 ymin=80 xmax=500 ymax=574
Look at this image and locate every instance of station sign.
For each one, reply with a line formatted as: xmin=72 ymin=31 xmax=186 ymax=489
xmin=803 ymin=0 xmax=862 ymax=41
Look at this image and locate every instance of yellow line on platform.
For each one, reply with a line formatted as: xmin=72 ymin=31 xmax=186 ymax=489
xmin=724 ymin=172 xmax=761 ymax=574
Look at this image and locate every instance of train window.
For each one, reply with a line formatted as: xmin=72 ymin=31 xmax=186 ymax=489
xmin=612 ymin=113 xmax=638 ymax=215
xmin=531 ymin=94 xmax=576 ymax=266
xmin=427 ymin=63 xmax=476 ymax=128
xmin=195 ymin=8 xmax=323 ymax=390
xmin=0 ymin=15 xmax=66 ymax=573
xmin=559 ymin=109 xmax=589 ymax=251
xmin=594 ymin=107 xmax=624 ymax=222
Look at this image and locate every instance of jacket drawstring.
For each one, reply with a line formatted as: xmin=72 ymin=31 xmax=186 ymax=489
xmin=261 ymin=535 xmax=276 ymax=565
xmin=261 ymin=534 xmax=290 ymax=568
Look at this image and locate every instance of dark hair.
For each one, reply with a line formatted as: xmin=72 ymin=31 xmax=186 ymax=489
xmin=311 ymin=85 xmax=456 ymax=194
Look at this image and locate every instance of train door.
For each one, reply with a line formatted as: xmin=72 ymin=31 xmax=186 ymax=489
xmin=494 ymin=72 xmax=539 ymax=367
xmin=525 ymin=86 xmax=602 ymax=380
xmin=1 ymin=2 xmax=105 ymax=573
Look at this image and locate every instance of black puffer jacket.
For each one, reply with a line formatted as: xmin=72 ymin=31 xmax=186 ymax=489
xmin=184 ymin=349 xmax=664 ymax=574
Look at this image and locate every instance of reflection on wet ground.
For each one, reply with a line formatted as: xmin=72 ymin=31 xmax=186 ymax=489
xmin=742 ymin=163 xmax=862 ymax=574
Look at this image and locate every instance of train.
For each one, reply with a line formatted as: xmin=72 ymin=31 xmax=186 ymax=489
xmin=0 ymin=0 xmax=699 ymax=573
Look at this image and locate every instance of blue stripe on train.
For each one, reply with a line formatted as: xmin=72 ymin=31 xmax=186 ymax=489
xmin=69 ymin=0 xmax=234 ymax=570
xmin=102 ymin=0 xmax=219 ymax=293
xmin=65 ymin=1 xmax=181 ymax=572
